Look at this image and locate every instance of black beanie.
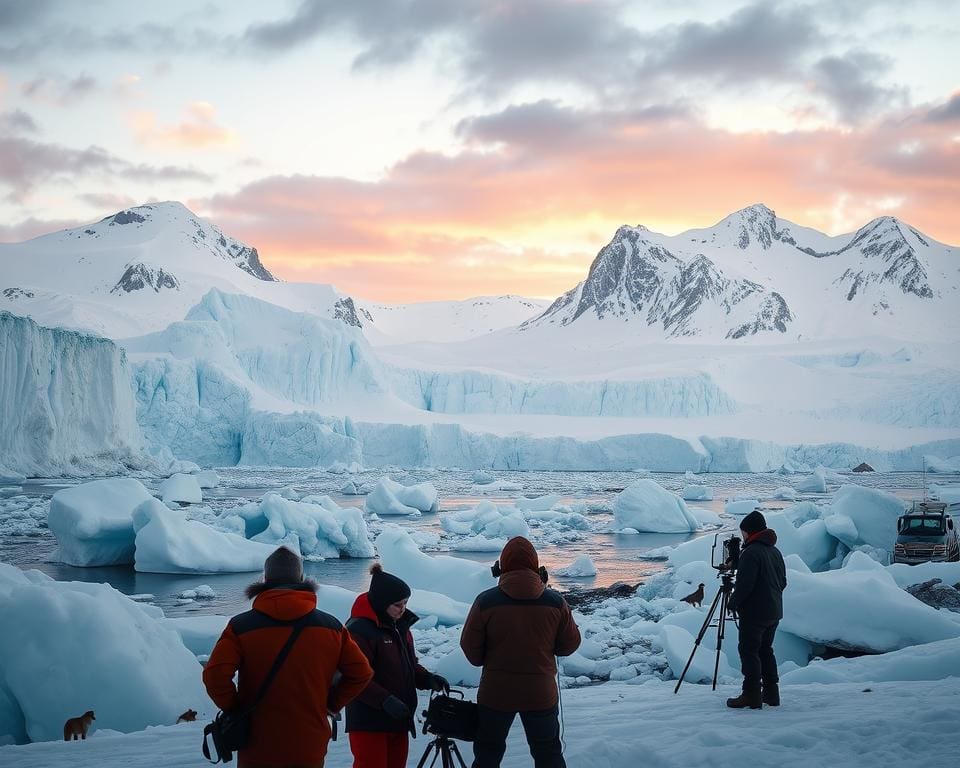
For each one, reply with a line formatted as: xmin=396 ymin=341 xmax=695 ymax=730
xmin=263 ymin=546 xmax=303 ymax=583
xmin=368 ymin=564 xmax=411 ymax=615
xmin=740 ymin=509 xmax=767 ymax=535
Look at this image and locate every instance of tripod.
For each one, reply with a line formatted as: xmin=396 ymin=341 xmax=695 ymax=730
xmin=416 ymin=734 xmax=468 ymax=768
xmin=674 ymin=570 xmax=737 ymax=693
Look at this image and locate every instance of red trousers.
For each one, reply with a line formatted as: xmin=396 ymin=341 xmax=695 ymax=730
xmin=349 ymin=731 xmax=409 ymax=768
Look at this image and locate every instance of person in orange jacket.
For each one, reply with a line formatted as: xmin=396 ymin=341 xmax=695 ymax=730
xmin=203 ymin=546 xmax=373 ymax=768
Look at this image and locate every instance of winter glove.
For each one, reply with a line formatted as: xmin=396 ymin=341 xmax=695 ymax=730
xmin=430 ymin=674 xmax=451 ymax=694
xmin=382 ymin=695 xmax=411 ymax=721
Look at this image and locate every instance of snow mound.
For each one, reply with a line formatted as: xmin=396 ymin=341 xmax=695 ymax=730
xmin=132 ymin=498 xmax=282 ymax=573
xmin=230 ymin=494 xmax=374 ymax=559
xmin=376 ymin=526 xmax=496 ymax=603
xmin=782 ymin=636 xmax=960 ymax=685
xmin=48 ymin=478 xmax=153 ymax=566
xmin=365 ymin=477 xmax=438 ymax=517
xmin=780 ymin=552 xmax=960 ymax=652
xmin=0 ymin=563 xmax=205 ymax=744
xmin=614 ymin=480 xmax=700 ymax=533
xmin=159 ymin=473 xmax=202 ymax=504
xmin=554 ymin=555 xmax=597 ymax=577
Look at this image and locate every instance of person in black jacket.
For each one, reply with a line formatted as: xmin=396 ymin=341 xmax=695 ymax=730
xmin=726 ymin=510 xmax=787 ymax=709
xmin=346 ymin=564 xmax=450 ymax=768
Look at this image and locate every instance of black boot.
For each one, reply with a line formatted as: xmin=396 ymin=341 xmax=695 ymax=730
xmin=762 ymin=683 xmax=780 ymax=707
xmin=726 ymin=689 xmax=762 ymax=709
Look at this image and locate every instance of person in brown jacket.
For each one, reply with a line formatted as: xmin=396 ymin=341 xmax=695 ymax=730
xmin=460 ymin=536 xmax=581 ymax=768
xmin=203 ymin=546 xmax=374 ymax=768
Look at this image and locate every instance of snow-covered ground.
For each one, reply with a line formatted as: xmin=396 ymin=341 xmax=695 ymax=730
xmin=2 ymin=679 xmax=956 ymax=767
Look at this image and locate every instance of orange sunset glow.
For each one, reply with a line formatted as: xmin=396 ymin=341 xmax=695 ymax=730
xmin=1 ymin=2 xmax=958 ymax=302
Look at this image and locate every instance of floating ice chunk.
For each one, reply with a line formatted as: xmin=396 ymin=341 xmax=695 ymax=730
xmin=376 ymin=526 xmax=496 ymax=603
xmin=159 ymin=473 xmax=202 ymax=505
xmin=614 ymin=480 xmax=700 ymax=533
xmin=780 ymin=552 xmax=960 ymax=653
xmin=689 ymin=507 xmax=721 ymax=527
xmin=365 ymin=477 xmax=438 ymax=516
xmin=341 ymin=481 xmax=361 ymax=495
xmin=0 ymin=562 xmax=206 ymax=744
xmin=516 ymin=494 xmax=561 ymax=512
xmin=132 ymin=498 xmax=283 ymax=573
xmin=794 ymin=471 xmax=827 ymax=493
xmin=235 ymin=493 xmax=374 ymax=558
xmin=277 ymin=486 xmax=301 ymax=501
xmin=724 ymin=499 xmax=759 ymax=516
xmin=772 ymin=486 xmax=798 ymax=501
xmin=178 ymin=585 xmax=215 ymax=600
xmin=472 ymin=470 xmax=495 ymax=485
xmin=408 ymin=589 xmax=471 ymax=626
xmin=681 ymin=485 xmax=713 ymax=501
xmin=48 ymin=478 xmax=153 ymax=566
xmin=554 ymin=555 xmax=597 ymax=577
xmin=192 ymin=470 xmax=219 ymax=489
xmin=450 ymin=535 xmax=508 ymax=552
xmin=825 ymin=485 xmax=905 ymax=551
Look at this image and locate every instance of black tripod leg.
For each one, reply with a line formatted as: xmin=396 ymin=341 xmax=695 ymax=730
xmin=674 ymin=585 xmax=723 ymax=693
xmin=449 ymin=741 xmax=468 ymax=768
xmin=712 ymin=588 xmax=728 ymax=690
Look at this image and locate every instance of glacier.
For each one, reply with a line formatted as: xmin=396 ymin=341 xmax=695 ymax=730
xmin=0 ymin=312 xmax=149 ymax=477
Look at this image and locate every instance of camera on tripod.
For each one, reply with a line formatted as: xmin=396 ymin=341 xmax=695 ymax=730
xmin=417 ymin=689 xmax=477 ymax=768
xmin=711 ymin=533 xmax=741 ymax=574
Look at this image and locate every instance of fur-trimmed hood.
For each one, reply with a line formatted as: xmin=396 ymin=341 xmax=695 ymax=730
xmin=244 ymin=579 xmax=318 ymax=600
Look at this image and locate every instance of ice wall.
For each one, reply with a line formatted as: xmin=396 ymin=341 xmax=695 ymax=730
xmin=0 ymin=312 xmax=148 ymax=476
xmin=240 ymin=411 xmax=362 ymax=467
xmin=390 ymin=367 xmax=736 ymax=417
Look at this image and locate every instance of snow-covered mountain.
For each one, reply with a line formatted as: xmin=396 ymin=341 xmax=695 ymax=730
xmin=0 ymin=201 xmax=547 ymax=344
xmin=524 ymin=205 xmax=959 ymax=342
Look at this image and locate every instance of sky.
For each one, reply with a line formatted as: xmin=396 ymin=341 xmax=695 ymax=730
xmin=1 ymin=0 xmax=958 ymax=302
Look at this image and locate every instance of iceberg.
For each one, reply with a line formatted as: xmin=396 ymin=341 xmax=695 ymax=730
xmin=132 ymin=498 xmax=282 ymax=573
xmin=554 ymin=555 xmax=597 ymax=577
xmin=365 ymin=477 xmax=438 ymax=516
xmin=681 ymin=485 xmax=713 ymax=501
xmin=240 ymin=411 xmax=363 ymax=468
xmin=159 ymin=473 xmax=202 ymax=504
xmin=0 ymin=563 xmax=205 ymax=744
xmin=229 ymin=493 xmax=374 ymax=559
xmin=824 ymin=485 xmax=905 ymax=552
xmin=614 ymin=480 xmax=700 ymax=533
xmin=376 ymin=527 xmax=496 ymax=603
xmin=47 ymin=478 xmax=154 ymax=566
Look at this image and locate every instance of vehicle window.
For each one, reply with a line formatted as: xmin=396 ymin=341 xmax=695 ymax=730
xmin=901 ymin=517 xmax=944 ymax=534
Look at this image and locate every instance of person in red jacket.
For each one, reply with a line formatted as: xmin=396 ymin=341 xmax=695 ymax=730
xmin=203 ymin=546 xmax=373 ymax=768
xmin=346 ymin=564 xmax=450 ymax=768
xmin=460 ymin=537 xmax=581 ymax=768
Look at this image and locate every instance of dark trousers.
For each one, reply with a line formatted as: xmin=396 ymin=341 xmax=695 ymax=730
xmin=738 ymin=620 xmax=779 ymax=692
xmin=472 ymin=705 xmax=565 ymax=768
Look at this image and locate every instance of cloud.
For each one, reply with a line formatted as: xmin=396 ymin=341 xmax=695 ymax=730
xmin=199 ymin=97 xmax=960 ymax=301
xmin=130 ymin=101 xmax=235 ymax=150
xmin=926 ymin=91 xmax=960 ymax=122
xmin=76 ymin=192 xmax=138 ymax=211
xmin=0 ymin=109 xmax=39 ymax=134
xmin=0 ymin=135 xmax=212 ymax=199
xmin=0 ymin=215 xmax=83 ymax=243
xmin=20 ymin=73 xmax=98 ymax=104
xmin=810 ymin=50 xmax=906 ymax=124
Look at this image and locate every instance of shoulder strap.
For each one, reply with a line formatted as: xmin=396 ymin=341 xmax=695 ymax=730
xmin=252 ymin=612 xmax=312 ymax=708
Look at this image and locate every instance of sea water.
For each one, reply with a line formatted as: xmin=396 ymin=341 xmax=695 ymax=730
xmin=0 ymin=469 xmax=941 ymax=619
